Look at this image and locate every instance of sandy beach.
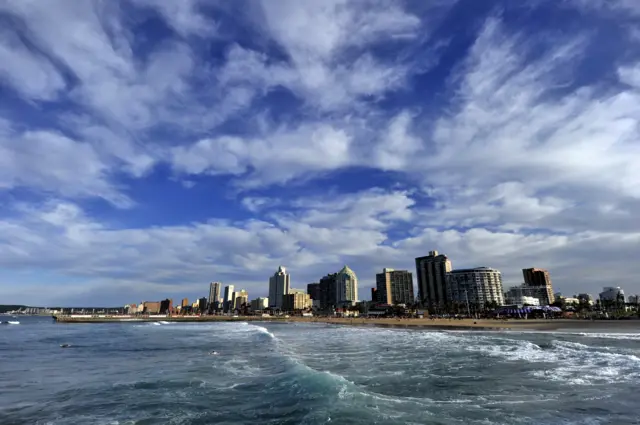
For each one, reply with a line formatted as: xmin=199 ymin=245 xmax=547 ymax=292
xmin=54 ymin=314 xmax=640 ymax=332
xmin=286 ymin=316 xmax=640 ymax=332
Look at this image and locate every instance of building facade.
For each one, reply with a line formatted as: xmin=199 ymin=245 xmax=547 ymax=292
xmin=208 ymin=282 xmax=221 ymax=306
xmin=251 ymin=297 xmax=269 ymax=311
xmin=283 ymin=292 xmax=312 ymax=311
xmin=269 ymin=266 xmax=291 ymax=309
xmin=336 ymin=265 xmax=358 ymax=306
xmin=159 ymin=299 xmax=173 ymax=314
xmin=522 ymin=268 xmax=555 ymax=305
xmin=232 ymin=289 xmax=248 ymax=310
xmin=447 ymin=267 xmax=504 ymax=310
xmin=319 ymin=273 xmax=337 ymax=309
xmin=307 ymin=283 xmax=321 ymax=301
xmin=599 ymin=286 xmax=625 ymax=302
xmin=504 ymin=287 xmax=540 ymax=306
xmin=375 ymin=268 xmax=413 ymax=305
xmin=223 ymin=285 xmax=234 ymax=313
xmin=415 ymin=251 xmax=452 ymax=310
xmin=376 ymin=269 xmax=392 ymax=304
xmin=143 ymin=301 xmax=161 ymax=314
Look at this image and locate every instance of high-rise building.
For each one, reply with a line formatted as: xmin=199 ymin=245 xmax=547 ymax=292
xmin=447 ymin=267 xmax=504 ymax=310
xmin=181 ymin=298 xmax=189 ymax=308
xmin=376 ymin=268 xmax=414 ymax=305
xmin=223 ymin=285 xmax=235 ymax=313
xmin=376 ymin=269 xmax=392 ymax=304
xmin=307 ymin=283 xmax=321 ymax=300
xmin=336 ymin=265 xmax=358 ymax=306
xmin=415 ymin=250 xmax=452 ymax=309
xmin=198 ymin=297 xmax=208 ymax=312
xmin=269 ymin=266 xmax=290 ymax=309
xmin=208 ymin=282 xmax=221 ymax=306
xmin=522 ymin=268 xmax=555 ymax=305
xmin=371 ymin=287 xmax=377 ymax=302
xmin=319 ymin=273 xmax=338 ymax=309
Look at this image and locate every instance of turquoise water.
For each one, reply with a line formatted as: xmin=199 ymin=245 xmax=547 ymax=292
xmin=1 ymin=317 xmax=639 ymax=424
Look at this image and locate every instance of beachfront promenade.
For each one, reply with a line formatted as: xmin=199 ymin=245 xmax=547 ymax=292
xmin=53 ymin=315 xmax=640 ymax=331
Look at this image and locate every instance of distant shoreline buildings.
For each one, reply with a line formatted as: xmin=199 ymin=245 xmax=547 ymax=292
xmin=111 ymin=247 xmax=638 ymax=319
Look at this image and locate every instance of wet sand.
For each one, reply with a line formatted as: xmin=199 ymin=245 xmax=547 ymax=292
xmin=288 ymin=317 xmax=640 ymax=332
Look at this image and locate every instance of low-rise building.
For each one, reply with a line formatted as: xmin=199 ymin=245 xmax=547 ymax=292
xmin=250 ymin=297 xmax=269 ymax=311
xmin=143 ymin=301 xmax=161 ymax=314
xmin=599 ymin=287 xmax=625 ymax=302
xmin=283 ymin=292 xmax=311 ymax=311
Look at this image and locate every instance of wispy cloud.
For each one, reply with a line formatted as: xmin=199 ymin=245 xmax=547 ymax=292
xmin=0 ymin=0 xmax=639 ymax=304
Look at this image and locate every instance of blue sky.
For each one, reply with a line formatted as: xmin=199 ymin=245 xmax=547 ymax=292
xmin=1 ymin=0 xmax=639 ymax=306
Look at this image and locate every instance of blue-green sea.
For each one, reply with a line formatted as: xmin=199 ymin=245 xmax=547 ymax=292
xmin=1 ymin=317 xmax=639 ymax=424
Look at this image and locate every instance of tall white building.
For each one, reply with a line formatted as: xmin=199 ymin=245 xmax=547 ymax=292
xmin=269 ymin=266 xmax=291 ymax=309
xmin=336 ymin=265 xmax=358 ymax=306
xmin=447 ymin=267 xmax=504 ymax=309
xmin=208 ymin=282 xmax=221 ymax=306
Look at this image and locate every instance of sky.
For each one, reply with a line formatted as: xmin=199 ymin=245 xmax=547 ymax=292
xmin=1 ymin=0 xmax=639 ymax=307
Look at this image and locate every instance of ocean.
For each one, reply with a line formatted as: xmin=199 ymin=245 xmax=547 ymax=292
xmin=1 ymin=317 xmax=639 ymax=424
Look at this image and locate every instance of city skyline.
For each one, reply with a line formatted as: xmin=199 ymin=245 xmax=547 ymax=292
xmin=1 ymin=0 xmax=639 ymax=306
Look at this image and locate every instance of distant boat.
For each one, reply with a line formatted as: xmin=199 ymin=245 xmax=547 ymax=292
xmin=60 ymin=344 xmax=70 ymax=348
xmin=6 ymin=321 xmax=19 ymax=325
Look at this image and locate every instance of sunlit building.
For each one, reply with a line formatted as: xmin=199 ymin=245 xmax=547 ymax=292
xmin=447 ymin=267 xmax=504 ymax=309
xmin=336 ymin=265 xmax=358 ymax=306
xmin=269 ymin=266 xmax=291 ymax=309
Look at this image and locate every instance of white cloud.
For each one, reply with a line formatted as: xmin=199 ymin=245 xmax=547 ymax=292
xmin=215 ymin=0 xmax=424 ymax=111
xmin=0 ymin=30 xmax=66 ymax=100
xmin=2 ymin=193 xmax=639 ymax=305
xmin=618 ymin=63 xmax=640 ymax=89
xmin=416 ymin=18 xmax=640 ymax=233
xmin=0 ymin=125 xmax=131 ymax=207
xmin=1 ymin=2 xmax=639 ymax=305
xmin=170 ymin=123 xmax=353 ymax=186
xmin=131 ymin=0 xmax=216 ymax=37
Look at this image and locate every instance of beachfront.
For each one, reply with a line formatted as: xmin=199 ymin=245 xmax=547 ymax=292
xmin=53 ymin=314 xmax=640 ymax=331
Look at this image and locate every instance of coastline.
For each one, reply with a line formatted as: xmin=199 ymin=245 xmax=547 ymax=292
xmin=53 ymin=315 xmax=640 ymax=332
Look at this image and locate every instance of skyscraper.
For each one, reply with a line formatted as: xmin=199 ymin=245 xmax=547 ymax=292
xmin=208 ymin=282 xmax=221 ymax=306
xmin=522 ymin=268 xmax=555 ymax=305
xmin=376 ymin=268 xmax=414 ymax=305
xmin=415 ymin=250 xmax=452 ymax=310
xmin=376 ymin=269 xmax=392 ymax=304
xmin=336 ymin=265 xmax=358 ymax=306
xmin=319 ymin=273 xmax=337 ymax=310
xmin=307 ymin=283 xmax=321 ymax=300
xmin=223 ymin=285 xmax=234 ymax=313
xmin=269 ymin=266 xmax=290 ymax=309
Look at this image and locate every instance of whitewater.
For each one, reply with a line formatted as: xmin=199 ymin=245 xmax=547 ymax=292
xmin=1 ymin=317 xmax=638 ymax=424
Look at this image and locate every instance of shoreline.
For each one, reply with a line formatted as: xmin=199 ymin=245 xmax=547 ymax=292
xmin=53 ymin=315 xmax=640 ymax=332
